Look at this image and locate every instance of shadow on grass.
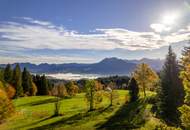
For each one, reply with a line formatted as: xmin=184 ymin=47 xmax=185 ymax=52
xmin=27 ymin=106 xmax=113 ymax=130
xmin=15 ymin=99 xmax=149 ymax=130
xmin=16 ymin=98 xmax=58 ymax=107
xmin=15 ymin=116 xmax=54 ymax=130
xmin=96 ymin=100 xmax=147 ymax=130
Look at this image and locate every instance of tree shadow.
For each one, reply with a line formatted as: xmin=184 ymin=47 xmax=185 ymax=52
xmin=27 ymin=106 xmax=113 ymax=130
xmin=16 ymin=98 xmax=58 ymax=107
xmin=15 ymin=116 xmax=54 ymax=130
xmin=96 ymin=100 xmax=147 ymax=130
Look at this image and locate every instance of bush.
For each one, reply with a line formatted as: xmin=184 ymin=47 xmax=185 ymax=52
xmin=5 ymin=84 xmax=16 ymax=99
xmin=52 ymin=83 xmax=68 ymax=98
xmin=0 ymin=88 xmax=14 ymax=123
xmin=65 ymin=81 xmax=79 ymax=96
xmin=30 ymin=82 xmax=38 ymax=96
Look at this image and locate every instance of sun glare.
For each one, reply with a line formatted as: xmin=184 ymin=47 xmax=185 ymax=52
xmin=162 ymin=12 xmax=179 ymax=25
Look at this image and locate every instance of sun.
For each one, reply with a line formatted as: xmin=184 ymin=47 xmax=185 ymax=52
xmin=162 ymin=12 xmax=179 ymax=25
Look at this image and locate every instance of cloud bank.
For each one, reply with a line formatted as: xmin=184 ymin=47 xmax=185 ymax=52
xmin=0 ymin=17 xmax=189 ymax=64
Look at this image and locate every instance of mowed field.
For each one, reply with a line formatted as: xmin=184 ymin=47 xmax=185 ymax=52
xmin=0 ymin=90 xmax=158 ymax=130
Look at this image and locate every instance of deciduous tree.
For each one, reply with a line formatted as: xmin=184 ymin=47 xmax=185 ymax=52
xmin=133 ymin=63 xmax=158 ymax=97
xmin=85 ymin=80 xmax=103 ymax=111
xmin=178 ymin=43 xmax=190 ymax=129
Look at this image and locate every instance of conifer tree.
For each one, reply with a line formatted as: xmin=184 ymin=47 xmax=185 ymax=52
xmin=22 ymin=67 xmax=32 ymax=95
xmin=128 ymin=77 xmax=139 ymax=102
xmin=40 ymin=75 xmax=49 ymax=95
xmin=157 ymin=46 xmax=184 ymax=125
xmin=12 ymin=64 xmax=23 ymax=98
xmin=4 ymin=64 xmax=12 ymax=83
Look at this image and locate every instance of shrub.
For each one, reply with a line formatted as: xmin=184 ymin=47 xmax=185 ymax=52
xmin=30 ymin=82 xmax=38 ymax=96
xmin=5 ymin=84 xmax=16 ymax=99
xmin=0 ymin=88 xmax=14 ymax=123
xmin=65 ymin=81 xmax=79 ymax=96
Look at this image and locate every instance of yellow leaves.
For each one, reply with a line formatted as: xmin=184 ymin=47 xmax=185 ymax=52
xmin=0 ymin=87 xmax=14 ymax=123
xmin=5 ymin=84 xmax=16 ymax=99
xmin=179 ymin=105 xmax=190 ymax=128
xmin=0 ymin=81 xmax=4 ymax=90
xmin=179 ymin=46 xmax=190 ymax=129
xmin=65 ymin=81 xmax=79 ymax=96
xmin=31 ymin=82 xmax=38 ymax=96
xmin=180 ymin=64 xmax=190 ymax=104
xmin=52 ymin=83 xmax=68 ymax=98
xmin=133 ymin=63 xmax=159 ymax=92
xmin=0 ymin=88 xmax=7 ymax=99
xmin=94 ymin=80 xmax=103 ymax=91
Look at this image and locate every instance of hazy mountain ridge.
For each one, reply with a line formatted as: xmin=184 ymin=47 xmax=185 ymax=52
xmin=0 ymin=57 xmax=164 ymax=75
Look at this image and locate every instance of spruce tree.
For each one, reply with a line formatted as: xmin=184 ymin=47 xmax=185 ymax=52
xmin=40 ymin=75 xmax=49 ymax=95
xmin=12 ymin=64 xmax=23 ymax=98
xmin=22 ymin=67 xmax=32 ymax=95
xmin=128 ymin=77 xmax=139 ymax=102
xmin=157 ymin=46 xmax=184 ymax=125
xmin=33 ymin=75 xmax=42 ymax=95
xmin=4 ymin=64 xmax=12 ymax=83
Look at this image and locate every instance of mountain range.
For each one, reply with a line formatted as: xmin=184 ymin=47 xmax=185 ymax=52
xmin=0 ymin=57 xmax=164 ymax=75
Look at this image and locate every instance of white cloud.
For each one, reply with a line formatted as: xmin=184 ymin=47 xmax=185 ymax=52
xmin=150 ymin=23 xmax=171 ymax=33
xmin=22 ymin=17 xmax=53 ymax=26
xmin=0 ymin=17 xmax=189 ymax=52
xmin=0 ymin=55 xmax=96 ymax=64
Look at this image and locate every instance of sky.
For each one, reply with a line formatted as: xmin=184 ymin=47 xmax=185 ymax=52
xmin=0 ymin=0 xmax=190 ymax=64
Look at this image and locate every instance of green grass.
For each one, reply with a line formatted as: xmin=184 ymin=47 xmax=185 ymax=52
xmin=0 ymin=90 xmax=128 ymax=130
xmin=0 ymin=90 xmax=179 ymax=130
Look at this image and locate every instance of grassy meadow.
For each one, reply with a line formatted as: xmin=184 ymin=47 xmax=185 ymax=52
xmin=0 ymin=90 xmax=169 ymax=130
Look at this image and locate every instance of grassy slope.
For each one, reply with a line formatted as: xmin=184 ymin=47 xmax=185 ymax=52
xmin=0 ymin=90 xmax=177 ymax=130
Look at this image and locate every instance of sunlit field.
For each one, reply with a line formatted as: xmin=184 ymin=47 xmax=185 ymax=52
xmin=0 ymin=90 xmax=161 ymax=130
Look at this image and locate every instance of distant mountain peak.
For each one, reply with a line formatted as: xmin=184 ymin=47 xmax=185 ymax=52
xmin=100 ymin=57 xmax=124 ymax=62
xmin=0 ymin=57 xmax=164 ymax=75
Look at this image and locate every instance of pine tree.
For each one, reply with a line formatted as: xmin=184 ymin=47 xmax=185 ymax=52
xmin=4 ymin=64 xmax=12 ymax=83
xmin=157 ymin=46 xmax=184 ymax=125
xmin=128 ymin=77 xmax=139 ymax=102
xmin=40 ymin=75 xmax=49 ymax=95
xmin=22 ymin=67 xmax=32 ymax=95
xmin=12 ymin=64 xmax=23 ymax=98
xmin=33 ymin=75 xmax=49 ymax=95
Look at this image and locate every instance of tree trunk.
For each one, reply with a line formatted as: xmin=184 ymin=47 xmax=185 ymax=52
xmin=143 ymin=82 xmax=146 ymax=98
xmin=89 ymin=87 xmax=94 ymax=111
xmin=110 ymin=92 xmax=113 ymax=106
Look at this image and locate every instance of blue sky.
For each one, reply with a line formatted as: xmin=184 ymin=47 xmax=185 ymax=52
xmin=0 ymin=0 xmax=190 ymax=64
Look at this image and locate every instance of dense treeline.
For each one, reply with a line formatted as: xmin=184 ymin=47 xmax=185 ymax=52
xmin=97 ymin=75 xmax=130 ymax=89
xmin=49 ymin=75 xmax=130 ymax=90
